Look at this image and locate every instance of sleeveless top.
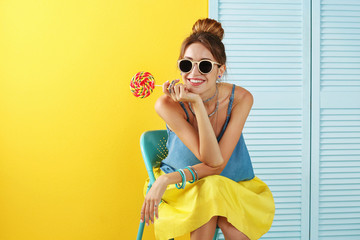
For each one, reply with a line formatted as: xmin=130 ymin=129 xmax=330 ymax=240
xmin=160 ymin=84 xmax=255 ymax=182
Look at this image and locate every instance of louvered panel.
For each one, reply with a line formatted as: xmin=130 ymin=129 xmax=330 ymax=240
xmin=318 ymin=109 xmax=360 ymax=239
xmin=210 ymin=0 xmax=310 ymax=239
xmin=218 ymin=1 xmax=305 ymax=94
xmin=320 ymin=0 xmax=360 ymax=93
xmin=312 ymin=0 xmax=360 ymax=238
xmin=245 ymin=108 xmax=306 ymax=239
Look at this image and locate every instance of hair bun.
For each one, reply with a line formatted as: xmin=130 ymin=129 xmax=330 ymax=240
xmin=192 ymin=18 xmax=224 ymax=41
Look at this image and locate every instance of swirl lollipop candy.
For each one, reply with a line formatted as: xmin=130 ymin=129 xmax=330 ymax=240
xmin=130 ymin=71 xmax=158 ymax=98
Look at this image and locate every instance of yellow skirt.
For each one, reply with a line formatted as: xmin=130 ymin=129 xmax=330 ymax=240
xmin=143 ymin=168 xmax=275 ymax=240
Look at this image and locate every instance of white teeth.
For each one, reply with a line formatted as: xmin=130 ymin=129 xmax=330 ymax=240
xmin=189 ymin=79 xmax=203 ymax=83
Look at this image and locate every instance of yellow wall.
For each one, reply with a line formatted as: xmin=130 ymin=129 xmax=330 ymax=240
xmin=0 ymin=1 xmax=207 ymax=239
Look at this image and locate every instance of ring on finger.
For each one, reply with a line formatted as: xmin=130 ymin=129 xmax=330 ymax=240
xmin=169 ymin=80 xmax=175 ymax=93
xmin=168 ymin=83 xmax=173 ymax=93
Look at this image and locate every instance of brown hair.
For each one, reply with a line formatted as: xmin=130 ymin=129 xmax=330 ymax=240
xmin=179 ymin=18 xmax=226 ymax=66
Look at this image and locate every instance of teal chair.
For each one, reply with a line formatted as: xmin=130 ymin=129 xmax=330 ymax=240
xmin=136 ymin=130 xmax=220 ymax=240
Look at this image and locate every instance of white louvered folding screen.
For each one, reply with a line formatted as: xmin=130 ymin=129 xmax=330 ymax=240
xmin=210 ymin=0 xmax=311 ymax=239
xmin=311 ymin=0 xmax=360 ymax=239
xmin=210 ymin=0 xmax=360 ymax=239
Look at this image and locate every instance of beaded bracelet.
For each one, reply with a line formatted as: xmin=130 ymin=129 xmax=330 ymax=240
xmin=185 ymin=166 xmax=196 ymax=183
xmin=175 ymin=169 xmax=186 ymax=189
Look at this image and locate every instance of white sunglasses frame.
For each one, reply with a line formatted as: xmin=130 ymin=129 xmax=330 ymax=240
xmin=177 ymin=59 xmax=221 ymax=74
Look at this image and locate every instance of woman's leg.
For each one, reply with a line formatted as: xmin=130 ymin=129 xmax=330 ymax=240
xmin=218 ymin=216 xmax=250 ymax=240
xmin=190 ymin=216 xmax=218 ymax=240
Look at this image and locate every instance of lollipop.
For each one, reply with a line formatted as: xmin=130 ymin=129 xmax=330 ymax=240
xmin=130 ymin=71 xmax=159 ymax=98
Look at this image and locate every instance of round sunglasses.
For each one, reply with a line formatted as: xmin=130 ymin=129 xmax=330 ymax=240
xmin=178 ymin=59 xmax=221 ymax=75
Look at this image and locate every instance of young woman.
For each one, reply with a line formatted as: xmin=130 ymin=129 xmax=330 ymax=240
xmin=141 ymin=18 xmax=275 ymax=240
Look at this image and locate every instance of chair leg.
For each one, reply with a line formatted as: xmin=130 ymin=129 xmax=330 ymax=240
xmin=137 ymin=182 xmax=153 ymax=240
xmin=136 ymin=221 xmax=146 ymax=240
xmin=212 ymin=226 xmax=219 ymax=240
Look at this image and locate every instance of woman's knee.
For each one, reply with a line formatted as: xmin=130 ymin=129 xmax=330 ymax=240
xmin=208 ymin=215 xmax=219 ymax=225
xmin=217 ymin=216 xmax=228 ymax=229
xmin=191 ymin=216 xmax=219 ymax=240
xmin=217 ymin=217 xmax=250 ymax=240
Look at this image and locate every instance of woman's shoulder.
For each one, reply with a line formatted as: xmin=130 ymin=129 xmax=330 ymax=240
xmin=220 ymin=82 xmax=253 ymax=104
xmin=155 ymin=94 xmax=172 ymax=108
xmin=154 ymin=95 xmax=187 ymax=121
xmin=155 ymin=95 xmax=181 ymax=111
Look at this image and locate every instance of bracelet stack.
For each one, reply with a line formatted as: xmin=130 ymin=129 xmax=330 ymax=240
xmin=176 ymin=169 xmax=186 ymax=189
xmin=175 ymin=166 xmax=199 ymax=189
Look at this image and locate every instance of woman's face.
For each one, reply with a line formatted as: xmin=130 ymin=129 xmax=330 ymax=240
xmin=181 ymin=43 xmax=225 ymax=97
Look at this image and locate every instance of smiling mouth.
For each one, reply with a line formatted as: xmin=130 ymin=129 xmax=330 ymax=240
xmin=188 ymin=78 xmax=205 ymax=85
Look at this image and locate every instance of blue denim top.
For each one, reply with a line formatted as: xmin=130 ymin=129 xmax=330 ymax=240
xmin=160 ymin=84 xmax=255 ymax=182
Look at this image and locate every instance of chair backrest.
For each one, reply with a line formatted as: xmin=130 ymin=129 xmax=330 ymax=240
xmin=140 ymin=130 xmax=168 ymax=184
xmin=138 ymin=130 xmax=220 ymax=240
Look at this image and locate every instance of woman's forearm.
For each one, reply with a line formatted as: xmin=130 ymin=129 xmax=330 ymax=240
xmin=191 ymin=98 xmax=224 ymax=167
xmin=161 ymin=162 xmax=222 ymax=186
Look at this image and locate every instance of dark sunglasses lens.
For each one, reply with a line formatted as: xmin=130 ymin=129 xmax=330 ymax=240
xmin=179 ymin=60 xmax=192 ymax=72
xmin=199 ymin=61 xmax=213 ymax=74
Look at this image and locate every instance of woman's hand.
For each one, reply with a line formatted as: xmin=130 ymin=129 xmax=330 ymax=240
xmin=163 ymin=79 xmax=201 ymax=103
xmin=140 ymin=175 xmax=168 ymax=226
